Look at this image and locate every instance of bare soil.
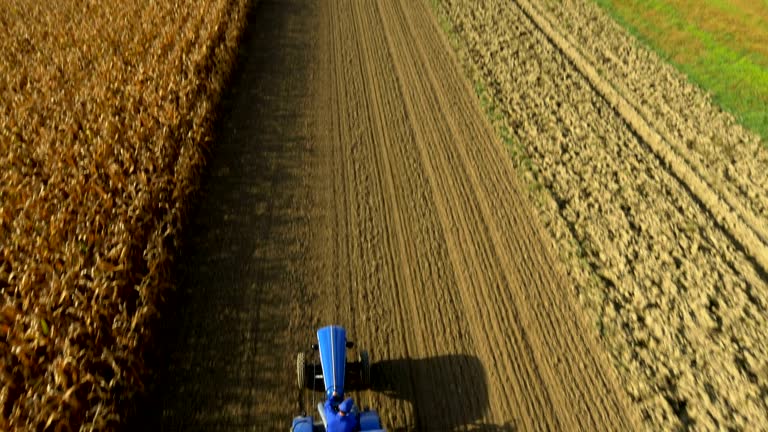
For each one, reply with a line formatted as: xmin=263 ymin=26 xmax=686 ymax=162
xmin=148 ymin=0 xmax=640 ymax=430
xmin=438 ymin=0 xmax=768 ymax=429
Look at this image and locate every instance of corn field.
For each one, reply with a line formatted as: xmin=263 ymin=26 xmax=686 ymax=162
xmin=0 ymin=0 xmax=251 ymax=429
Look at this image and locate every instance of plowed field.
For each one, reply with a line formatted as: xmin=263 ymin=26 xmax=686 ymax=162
xmin=149 ymin=0 xmax=640 ymax=430
xmin=439 ymin=0 xmax=768 ymax=430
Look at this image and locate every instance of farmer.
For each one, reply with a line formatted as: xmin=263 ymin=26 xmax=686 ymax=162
xmin=320 ymin=392 xmax=358 ymax=432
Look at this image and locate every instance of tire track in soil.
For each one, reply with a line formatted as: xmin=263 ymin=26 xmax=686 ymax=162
xmin=314 ymin=0 xmax=639 ymax=429
xmin=150 ymin=0 xmax=641 ymax=430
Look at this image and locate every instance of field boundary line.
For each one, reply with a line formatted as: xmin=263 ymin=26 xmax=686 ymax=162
xmin=511 ymin=0 xmax=768 ymax=276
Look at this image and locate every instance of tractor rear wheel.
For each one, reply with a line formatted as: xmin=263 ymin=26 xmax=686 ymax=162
xmin=297 ymin=352 xmax=306 ymax=390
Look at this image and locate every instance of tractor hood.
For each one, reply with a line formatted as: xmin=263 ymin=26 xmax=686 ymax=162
xmin=317 ymin=325 xmax=347 ymax=397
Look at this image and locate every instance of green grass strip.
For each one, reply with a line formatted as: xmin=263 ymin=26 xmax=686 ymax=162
xmin=594 ymin=0 xmax=768 ymax=141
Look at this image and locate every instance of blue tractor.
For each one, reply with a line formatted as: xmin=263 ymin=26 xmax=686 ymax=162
xmin=291 ymin=325 xmax=385 ymax=432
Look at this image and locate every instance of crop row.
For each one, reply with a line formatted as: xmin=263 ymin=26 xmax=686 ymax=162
xmin=0 ymin=0 xmax=250 ymax=429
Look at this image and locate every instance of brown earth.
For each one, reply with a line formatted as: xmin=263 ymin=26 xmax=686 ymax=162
xmin=146 ymin=0 xmax=640 ymax=430
xmin=437 ymin=0 xmax=768 ymax=430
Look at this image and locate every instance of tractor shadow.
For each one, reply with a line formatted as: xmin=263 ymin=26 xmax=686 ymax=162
xmin=370 ymin=355 xmax=516 ymax=432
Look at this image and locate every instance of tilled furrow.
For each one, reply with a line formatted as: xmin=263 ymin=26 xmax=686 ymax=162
xmin=516 ymin=0 xmax=768 ymax=275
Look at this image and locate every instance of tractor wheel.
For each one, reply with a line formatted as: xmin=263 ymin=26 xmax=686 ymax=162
xmin=297 ymin=352 xmax=306 ymax=390
xmin=359 ymin=350 xmax=370 ymax=388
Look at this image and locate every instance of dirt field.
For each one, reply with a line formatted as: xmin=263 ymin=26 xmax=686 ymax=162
xmin=149 ymin=0 xmax=640 ymax=430
xmin=437 ymin=0 xmax=768 ymax=429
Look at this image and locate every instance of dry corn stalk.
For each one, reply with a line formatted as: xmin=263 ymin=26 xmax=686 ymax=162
xmin=0 ymin=0 xmax=252 ymax=429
